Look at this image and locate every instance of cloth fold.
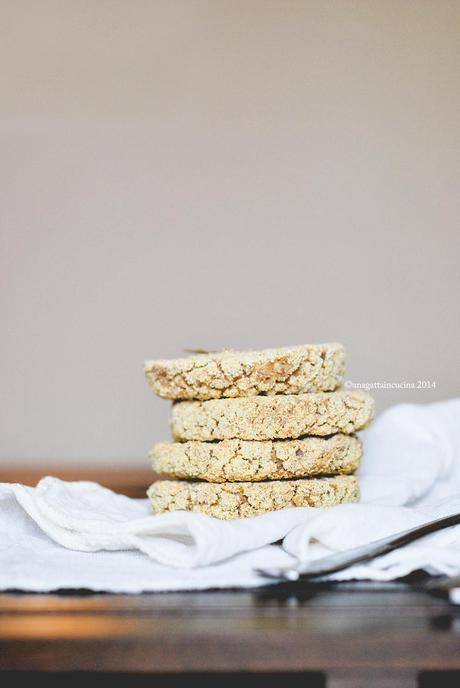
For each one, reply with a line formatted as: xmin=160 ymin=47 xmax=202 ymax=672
xmin=1 ymin=398 xmax=460 ymax=592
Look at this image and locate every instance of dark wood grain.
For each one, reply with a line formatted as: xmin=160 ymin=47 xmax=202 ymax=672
xmin=0 ymin=587 xmax=459 ymax=676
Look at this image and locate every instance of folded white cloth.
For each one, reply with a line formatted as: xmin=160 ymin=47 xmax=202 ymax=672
xmin=1 ymin=398 xmax=460 ymax=592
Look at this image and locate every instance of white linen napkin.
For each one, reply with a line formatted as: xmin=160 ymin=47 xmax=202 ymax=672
xmin=1 ymin=398 xmax=460 ymax=592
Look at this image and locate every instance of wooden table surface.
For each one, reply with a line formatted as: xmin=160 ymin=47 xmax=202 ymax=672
xmin=1 ymin=468 xmax=460 ymax=687
xmin=1 ymin=584 xmax=460 ymax=687
xmin=0 ymin=466 xmax=155 ymax=498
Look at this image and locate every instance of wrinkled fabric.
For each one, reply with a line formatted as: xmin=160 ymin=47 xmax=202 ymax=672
xmin=1 ymin=398 xmax=459 ymax=592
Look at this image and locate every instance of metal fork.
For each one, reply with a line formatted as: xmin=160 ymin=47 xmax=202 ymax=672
xmin=255 ymin=511 xmax=460 ymax=581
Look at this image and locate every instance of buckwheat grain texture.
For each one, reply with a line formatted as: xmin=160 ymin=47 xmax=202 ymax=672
xmin=148 ymin=475 xmax=359 ymax=519
xmin=145 ymin=343 xmax=344 ymax=400
xmin=150 ymin=434 xmax=361 ymax=482
xmin=170 ymin=391 xmax=374 ymax=441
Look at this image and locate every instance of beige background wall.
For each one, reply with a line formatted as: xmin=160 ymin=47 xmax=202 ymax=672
xmin=1 ymin=1 xmax=459 ymax=466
